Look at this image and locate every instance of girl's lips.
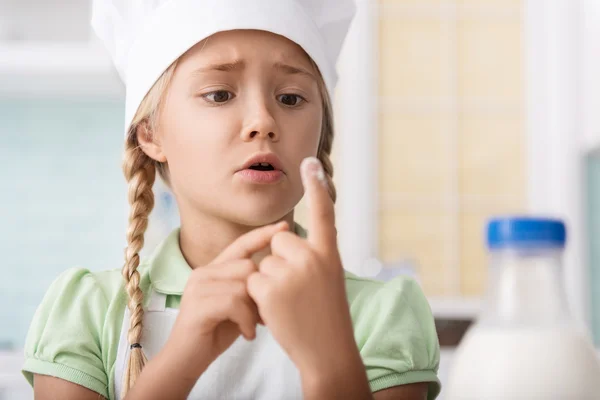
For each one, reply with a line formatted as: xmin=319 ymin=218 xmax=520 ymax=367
xmin=236 ymin=169 xmax=284 ymax=184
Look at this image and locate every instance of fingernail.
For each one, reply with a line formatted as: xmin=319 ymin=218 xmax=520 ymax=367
xmin=301 ymin=157 xmax=327 ymax=187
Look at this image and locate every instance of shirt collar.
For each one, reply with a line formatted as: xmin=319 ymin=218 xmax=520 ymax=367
xmin=148 ymin=228 xmax=191 ymax=295
xmin=149 ymin=223 xmax=307 ymax=295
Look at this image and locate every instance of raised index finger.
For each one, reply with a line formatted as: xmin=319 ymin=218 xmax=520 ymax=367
xmin=300 ymin=157 xmax=336 ymax=255
xmin=212 ymin=221 xmax=289 ymax=264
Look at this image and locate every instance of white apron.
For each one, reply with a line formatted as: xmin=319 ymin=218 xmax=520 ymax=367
xmin=114 ymin=288 xmax=303 ymax=399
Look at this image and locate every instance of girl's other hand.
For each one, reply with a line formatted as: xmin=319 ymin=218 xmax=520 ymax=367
xmin=161 ymin=221 xmax=289 ymax=380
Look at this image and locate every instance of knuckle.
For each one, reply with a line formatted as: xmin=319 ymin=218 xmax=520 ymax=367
xmin=247 ymin=271 xmax=259 ymax=283
xmin=260 ymin=255 xmax=275 ymax=270
xmin=240 ymin=259 xmax=256 ymax=274
xmin=258 ymin=284 xmax=273 ymax=302
xmin=223 ymin=295 xmax=239 ymax=311
xmin=246 ymin=273 xmax=258 ymax=293
xmin=298 ymin=248 xmax=316 ymax=268
xmin=262 ymin=286 xmax=279 ymax=305
xmin=270 ymin=231 xmax=285 ymax=249
xmin=232 ymin=281 xmax=248 ymax=298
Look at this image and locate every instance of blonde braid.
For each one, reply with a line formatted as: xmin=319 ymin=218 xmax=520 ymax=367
xmin=120 ymin=135 xmax=156 ymax=398
xmin=317 ymin=81 xmax=336 ymax=203
xmin=116 ymin=59 xmax=177 ymax=398
xmin=317 ymin=133 xmax=336 ymax=203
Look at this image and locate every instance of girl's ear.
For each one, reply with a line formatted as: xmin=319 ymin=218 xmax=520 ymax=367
xmin=136 ymin=121 xmax=167 ymax=163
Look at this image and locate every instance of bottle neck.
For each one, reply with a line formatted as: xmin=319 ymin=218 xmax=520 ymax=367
xmin=481 ymin=248 xmax=571 ymax=327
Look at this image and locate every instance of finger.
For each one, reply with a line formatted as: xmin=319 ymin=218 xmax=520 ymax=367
xmin=300 ymin=157 xmax=336 ymax=254
xmin=196 ymin=259 xmax=257 ymax=281
xmin=208 ymin=293 xmax=260 ymax=340
xmin=258 ymin=255 xmax=289 ymax=278
xmin=193 ymin=264 xmax=265 ymax=325
xmin=224 ymin=296 xmax=258 ymax=340
xmin=213 ymin=221 xmax=289 ymax=264
xmin=246 ymin=272 xmax=271 ymax=307
xmin=270 ymin=231 xmax=313 ymax=264
xmin=195 ymin=280 xmax=260 ymax=337
xmin=194 ymin=279 xmax=248 ymax=298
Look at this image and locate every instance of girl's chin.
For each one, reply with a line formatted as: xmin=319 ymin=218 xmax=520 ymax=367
xmin=227 ymin=201 xmax=297 ymax=227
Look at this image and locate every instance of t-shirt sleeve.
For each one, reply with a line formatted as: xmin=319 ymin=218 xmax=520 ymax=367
xmin=22 ymin=267 xmax=110 ymax=398
xmin=348 ymin=275 xmax=441 ymax=399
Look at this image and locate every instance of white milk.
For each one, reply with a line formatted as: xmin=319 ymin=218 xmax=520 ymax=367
xmin=446 ymin=326 xmax=600 ymax=400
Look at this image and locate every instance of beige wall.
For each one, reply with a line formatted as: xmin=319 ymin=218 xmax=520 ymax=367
xmin=294 ymin=0 xmax=526 ymax=298
xmin=378 ymin=0 xmax=526 ymax=296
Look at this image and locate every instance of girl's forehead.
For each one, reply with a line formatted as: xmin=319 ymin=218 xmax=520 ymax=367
xmin=180 ymin=29 xmax=313 ymax=69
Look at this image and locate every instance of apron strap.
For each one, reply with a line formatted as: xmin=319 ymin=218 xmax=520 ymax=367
xmin=147 ymin=288 xmax=167 ymax=312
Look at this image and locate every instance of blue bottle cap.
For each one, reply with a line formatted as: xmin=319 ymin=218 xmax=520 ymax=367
xmin=487 ymin=217 xmax=567 ymax=250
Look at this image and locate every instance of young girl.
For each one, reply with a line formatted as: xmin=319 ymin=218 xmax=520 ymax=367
xmin=22 ymin=1 xmax=441 ymax=399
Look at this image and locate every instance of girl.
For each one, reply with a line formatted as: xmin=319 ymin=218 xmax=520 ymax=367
xmin=22 ymin=1 xmax=441 ymax=399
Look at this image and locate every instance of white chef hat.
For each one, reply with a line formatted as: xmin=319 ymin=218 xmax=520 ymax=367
xmin=91 ymin=0 xmax=356 ymax=135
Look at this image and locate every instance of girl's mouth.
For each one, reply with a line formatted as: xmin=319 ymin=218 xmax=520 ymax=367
xmin=249 ymin=162 xmax=275 ymax=171
xmin=236 ymin=153 xmax=285 ymax=184
xmin=237 ymin=166 xmax=284 ymax=184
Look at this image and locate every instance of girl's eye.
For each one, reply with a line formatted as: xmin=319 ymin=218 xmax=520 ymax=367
xmin=203 ymin=91 xmax=233 ymax=103
xmin=278 ymin=94 xmax=305 ymax=107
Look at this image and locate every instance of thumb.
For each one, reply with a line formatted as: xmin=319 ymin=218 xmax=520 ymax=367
xmin=301 ymin=157 xmax=336 ymax=254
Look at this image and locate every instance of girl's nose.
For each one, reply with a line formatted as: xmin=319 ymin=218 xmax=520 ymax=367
xmin=240 ymin=103 xmax=280 ymax=142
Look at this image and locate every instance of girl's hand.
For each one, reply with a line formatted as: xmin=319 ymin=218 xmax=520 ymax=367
xmin=247 ymin=158 xmax=366 ymax=385
xmin=161 ymin=221 xmax=288 ymax=380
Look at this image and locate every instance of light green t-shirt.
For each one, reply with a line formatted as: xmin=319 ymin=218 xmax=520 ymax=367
xmin=22 ymin=226 xmax=441 ymax=399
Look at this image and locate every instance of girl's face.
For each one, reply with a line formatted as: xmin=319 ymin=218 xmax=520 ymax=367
xmin=149 ymin=30 xmax=324 ymax=226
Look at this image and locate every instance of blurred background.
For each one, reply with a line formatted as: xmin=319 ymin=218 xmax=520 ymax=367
xmin=1 ymin=0 xmax=600 ymax=398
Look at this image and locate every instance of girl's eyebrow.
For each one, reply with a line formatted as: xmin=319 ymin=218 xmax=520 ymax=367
xmin=190 ymin=59 xmax=315 ymax=82
xmin=273 ymin=62 xmax=316 ymax=82
xmin=191 ymin=59 xmax=246 ymax=75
